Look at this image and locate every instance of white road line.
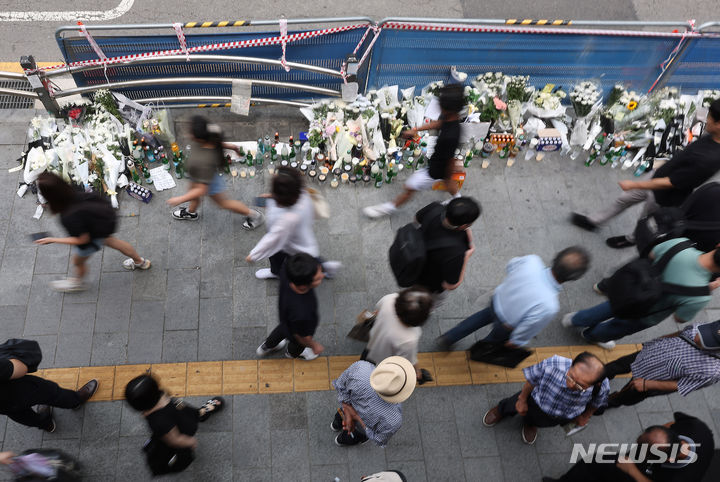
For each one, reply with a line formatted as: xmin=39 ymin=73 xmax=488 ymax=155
xmin=0 ymin=0 xmax=134 ymax=22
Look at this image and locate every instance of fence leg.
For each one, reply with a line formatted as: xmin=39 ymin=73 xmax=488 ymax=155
xmin=20 ymin=55 xmax=61 ymax=116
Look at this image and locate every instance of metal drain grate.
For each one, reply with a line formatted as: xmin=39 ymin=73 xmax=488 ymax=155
xmin=0 ymin=79 xmax=34 ymax=109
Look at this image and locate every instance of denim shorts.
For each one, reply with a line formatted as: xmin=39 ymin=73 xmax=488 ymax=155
xmin=207 ymin=173 xmax=226 ymax=196
xmin=74 ymin=238 xmax=105 ymax=257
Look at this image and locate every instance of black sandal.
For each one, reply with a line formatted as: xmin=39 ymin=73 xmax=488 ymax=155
xmin=198 ymin=396 xmax=225 ymax=422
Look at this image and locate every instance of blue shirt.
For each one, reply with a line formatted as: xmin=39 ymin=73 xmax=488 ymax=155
xmin=524 ymin=355 xmax=610 ymax=420
xmin=492 ymin=255 xmax=562 ymax=346
xmin=332 ymin=361 xmax=403 ymax=447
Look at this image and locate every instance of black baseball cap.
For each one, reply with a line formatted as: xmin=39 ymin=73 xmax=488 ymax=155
xmin=696 ymin=320 xmax=720 ymax=349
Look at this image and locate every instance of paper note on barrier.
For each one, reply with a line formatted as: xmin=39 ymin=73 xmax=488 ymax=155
xmin=231 ymin=80 xmax=252 ymax=116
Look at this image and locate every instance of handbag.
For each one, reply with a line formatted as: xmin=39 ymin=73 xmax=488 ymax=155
xmin=0 ymin=339 xmax=42 ymax=373
xmin=468 ymin=340 xmax=532 ymax=368
xmin=347 ymin=310 xmax=376 ymax=342
xmin=306 ymin=188 xmax=330 ymax=219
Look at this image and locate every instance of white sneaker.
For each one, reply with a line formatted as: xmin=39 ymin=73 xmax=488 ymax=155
xmin=242 ymin=209 xmax=265 ymax=230
xmin=561 ymin=312 xmax=577 ymax=328
xmin=50 ymin=278 xmax=87 ymax=292
xmin=256 ymin=339 xmax=288 ymax=357
xmin=362 ymin=203 xmax=396 ymax=219
xmin=594 ymin=340 xmax=616 ymax=350
xmin=289 ymin=347 xmax=319 ymax=361
xmin=122 ymin=258 xmax=151 ymax=271
xmin=255 ymin=268 xmax=278 ymax=280
xmin=321 ymin=261 xmax=343 ymax=279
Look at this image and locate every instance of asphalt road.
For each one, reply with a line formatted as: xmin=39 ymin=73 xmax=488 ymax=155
xmin=0 ymin=0 xmax=717 ymax=61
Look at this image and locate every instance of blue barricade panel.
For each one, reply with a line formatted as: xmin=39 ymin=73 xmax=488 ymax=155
xmin=56 ymin=28 xmax=372 ymax=101
xmin=666 ymin=37 xmax=720 ymax=92
xmin=367 ymin=29 xmax=681 ymax=95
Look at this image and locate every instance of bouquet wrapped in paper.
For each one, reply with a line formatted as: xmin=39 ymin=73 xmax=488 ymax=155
xmin=472 ymin=72 xmax=509 ymax=98
xmin=526 ymin=86 xmax=567 ymax=119
xmin=569 ymin=81 xmax=602 ymax=147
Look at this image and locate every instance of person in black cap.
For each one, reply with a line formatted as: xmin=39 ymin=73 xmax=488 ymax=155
xmin=600 ymin=320 xmax=720 ymax=409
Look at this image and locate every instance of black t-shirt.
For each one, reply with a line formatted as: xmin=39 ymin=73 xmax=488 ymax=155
xmin=640 ymin=412 xmax=715 ymax=482
xmin=59 ymin=193 xmax=117 ymax=247
xmin=683 ymin=182 xmax=720 ymax=252
xmin=146 ymin=399 xmax=199 ymax=438
xmin=278 ymin=264 xmax=319 ymax=337
xmin=653 ymin=136 xmax=720 ymax=207
xmin=414 ymin=202 xmax=469 ymax=293
xmin=0 ymin=358 xmax=13 ymax=381
xmin=428 ymin=118 xmax=461 ymax=180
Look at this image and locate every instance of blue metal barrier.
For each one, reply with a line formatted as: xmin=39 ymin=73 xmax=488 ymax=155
xmin=55 ymin=26 xmax=373 ymax=101
xmin=367 ymin=27 xmax=684 ymax=96
xmin=663 ymin=37 xmax=720 ymax=92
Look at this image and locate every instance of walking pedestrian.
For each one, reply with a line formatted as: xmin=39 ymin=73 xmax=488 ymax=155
xmin=599 ymin=320 xmax=720 ymax=410
xmin=0 ymin=354 xmax=97 ymax=432
xmin=34 ymin=172 xmax=150 ymax=293
xmin=571 ymin=99 xmax=720 ymax=249
xmin=483 ymin=353 xmax=609 ymax=445
xmin=256 ymin=253 xmax=325 ymax=360
xmin=245 ymin=166 xmax=341 ymax=279
xmin=438 ymin=246 xmax=590 ymax=349
xmin=124 ymin=374 xmax=224 ymax=476
xmin=562 ymin=238 xmax=720 ymax=349
xmin=362 ymin=286 xmax=433 ymax=382
xmin=363 ymin=84 xmax=464 ymax=218
xmin=331 ymin=357 xmax=416 ymax=447
xmin=166 ymin=116 xmax=263 ymax=228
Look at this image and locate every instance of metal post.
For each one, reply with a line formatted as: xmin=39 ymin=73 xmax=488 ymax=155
xmin=20 ymin=55 xmax=60 ymax=116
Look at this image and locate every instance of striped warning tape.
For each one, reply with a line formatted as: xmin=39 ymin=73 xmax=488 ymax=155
xmin=183 ymin=20 xmax=250 ymax=28
xmin=197 ymin=103 xmax=231 ymax=108
xmin=506 ymin=19 xmax=572 ymax=26
xmin=31 ymin=23 xmax=367 ymax=73
xmin=382 ymin=21 xmax=698 ymax=38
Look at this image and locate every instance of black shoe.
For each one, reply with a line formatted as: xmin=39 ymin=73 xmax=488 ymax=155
xmin=334 ymin=430 xmax=369 ymax=446
xmin=36 ymin=405 xmax=55 ymax=432
xmin=330 ymin=413 xmax=343 ymax=432
xmin=606 ymin=235 xmax=636 ymax=249
xmin=436 ymin=335 xmax=452 ymax=351
xmin=571 ymin=213 xmax=598 ymax=232
xmin=74 ymin=379 xmax=99 ymax=408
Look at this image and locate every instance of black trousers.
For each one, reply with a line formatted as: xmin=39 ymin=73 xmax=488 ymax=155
xmin=269 ymin=251 xmax=289 ymax=275
xmin=600 ymin=351 xmax=675 ymax=410
xmin=497 ymin=391 xmax=571 ymax=427
xmin=0 ymin=376 xmax=82 ymax=429
xmin=265 ymin=324 xmax=305 ymax=357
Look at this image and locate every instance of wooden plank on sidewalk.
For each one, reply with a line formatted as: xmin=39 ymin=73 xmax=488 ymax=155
xmin=151 ymin=363 xmax=187 ymax=397
xmin=78 ymin=366 xmax=115 ymax=401
xmin=42 ymin=367 xmax=79 ymax=391
xmin=187 ymin=362 xmax=223 ymax=396
xmin=113 ymin=364 xmax=151 ymax=400
xmin=534 ymin=346 xmax=572 ymax=360
xmin=416 ymin=352 xmax=437 ymax=387
xmin=469 ymin=360 xmax=507 ymax=384
xmin=258 ymin=359 xmax=293 ymax=393
xmin=222 ymin=360 xmax=258 ymax=394
xmin=505 ymin=351 xmax=539 ymax=383
xmin=432 ymin=351 xmax=472 ymax=386
xmin=294 ymin=358 xmax=330 ymax=392
xmin=328 ymin=355 xmax=360 ymax=381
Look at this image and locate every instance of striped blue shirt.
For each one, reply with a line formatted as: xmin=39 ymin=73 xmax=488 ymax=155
xmin=332 ymin=361 xmax=403 ymax=447
xmin=523 ymin=355 xmax=610 ymax=420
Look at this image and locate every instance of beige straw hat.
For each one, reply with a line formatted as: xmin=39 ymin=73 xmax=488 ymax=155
xmin=369 ymin=356 xmax=416 ymax=403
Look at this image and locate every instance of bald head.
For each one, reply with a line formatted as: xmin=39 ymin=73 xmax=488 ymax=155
xmin=568 ymin=352 xmax=605 ymax=389
xmin=552 ymin=246 xmax=591 ymax=283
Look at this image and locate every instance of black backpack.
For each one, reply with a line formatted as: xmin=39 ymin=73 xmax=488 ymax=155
xmin=606 ymin=239 xmax=709 ymax=319
xmin=65 ymin=192 xmax=117 ymax=239
xmin=634 ymin=182 xmax=720 ymax=257
xmin=388 ymin=204 xmax=466 ymax=287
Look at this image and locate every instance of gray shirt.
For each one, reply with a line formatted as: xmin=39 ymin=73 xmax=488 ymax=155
xmin=186 ymin=140 xmax=219 ymax=184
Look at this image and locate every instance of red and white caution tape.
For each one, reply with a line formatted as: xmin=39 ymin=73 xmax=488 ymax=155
xmin=279 ymin=17 xmax=290 ymax=72
xmin=35 ymin=22 xmax=368 ymax=73
xmin=173 ymin=23 xmax=191 ymax=61
xmin=78 ymin=22 xmax=108 ymax=61
xmin=382 ymin=21 xmax=700 ymax=38
xmin=340 ymin=25 xmax=381 ymax=82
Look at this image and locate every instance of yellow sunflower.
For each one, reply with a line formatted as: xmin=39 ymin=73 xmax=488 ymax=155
xmin=627 ymin=100 xmax=638 ymax=111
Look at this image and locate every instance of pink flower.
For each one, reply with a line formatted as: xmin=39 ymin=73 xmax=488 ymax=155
xmin=493 ymin=97 xmax=507 ymax=111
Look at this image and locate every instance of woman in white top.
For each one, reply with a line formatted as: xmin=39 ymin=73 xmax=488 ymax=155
xmin=246 ymin=167 xmax=340 ymax=279
xmin=364 ymin=286 xmax=434 ymax=381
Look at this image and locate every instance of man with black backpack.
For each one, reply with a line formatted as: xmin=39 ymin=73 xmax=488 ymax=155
xmin=599 ymin=320 xmax=720 ymax=409
xmin=562 ymin=237 xmax=720 ymax=349
xmin=571 ymin=99 xmax=720 ymax=249
xmin=389 ymin=197 xmax=480 ymax=303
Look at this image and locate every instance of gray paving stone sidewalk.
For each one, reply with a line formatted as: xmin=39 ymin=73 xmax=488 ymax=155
xmin=1 ymin=106 xmax=719 ymax=480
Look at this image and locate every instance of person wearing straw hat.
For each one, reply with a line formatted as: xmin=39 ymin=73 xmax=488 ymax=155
xmin=331 ymin=357 xmax=416 ymax=447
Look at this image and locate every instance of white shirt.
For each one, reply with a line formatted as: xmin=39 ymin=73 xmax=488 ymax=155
xmin=249 ymin=190 xmax=319 ymax=260
xmin=365 ymin=293 xmax=422 ymax=365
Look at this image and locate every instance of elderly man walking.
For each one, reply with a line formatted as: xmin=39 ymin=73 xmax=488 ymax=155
xmin=331 ymin=357 xmax=416 ymax=447
xmin=438 ymin=246 xmax=590 ymax=349
xmin=601 ymin=320 xmax=720 ymax=409
xmin=483 ymin=353 xmax=609 ymax=445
